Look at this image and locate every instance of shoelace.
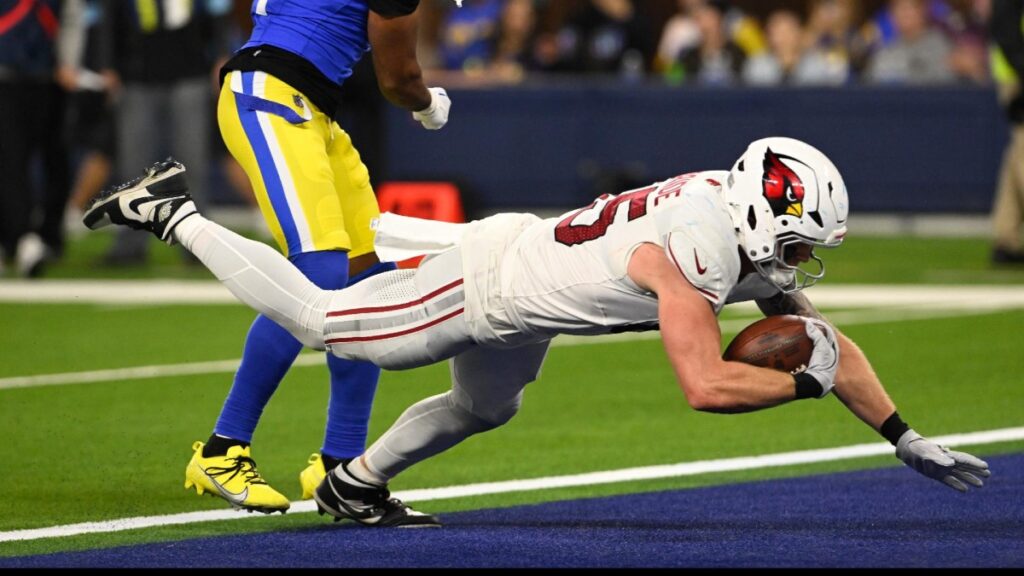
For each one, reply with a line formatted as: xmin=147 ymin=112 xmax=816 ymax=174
xmin=105 ymin=172 xmax=149 ymax=195
xmin=205 ymin=456 xmax=268 ymax=486
xmin=108 ymin=162 xmax=169 ymax=195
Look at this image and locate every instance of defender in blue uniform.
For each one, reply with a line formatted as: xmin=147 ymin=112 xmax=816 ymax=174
xmin=184 ymin=0 xmax=453 ymax=527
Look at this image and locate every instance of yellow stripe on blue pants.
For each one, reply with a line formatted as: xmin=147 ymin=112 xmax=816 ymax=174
xmin=217 ymin=70 xmax=379 ymax=258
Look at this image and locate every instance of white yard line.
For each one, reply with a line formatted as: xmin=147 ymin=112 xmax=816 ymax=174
xmin=1 ymin=427 xmax=1021 ymax=544
xmin=0 ymin=280 xmax=237 ymax=304
xmin=0 ymin=355 xmax=325 ymax=391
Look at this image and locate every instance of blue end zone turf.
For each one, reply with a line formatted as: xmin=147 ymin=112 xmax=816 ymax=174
xmin=5 ymin=452 xmax=1022 ymax=568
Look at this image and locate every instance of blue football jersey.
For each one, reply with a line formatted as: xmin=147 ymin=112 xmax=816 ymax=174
xmin=243 ymin=0 xmax=371 ymax=86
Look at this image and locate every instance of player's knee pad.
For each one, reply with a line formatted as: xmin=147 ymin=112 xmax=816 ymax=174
xmin=476 ymin=397 xmax=522 ymax=430
xmin=388 ymin=391 xmax=500 ymax=439
xmin=504 ymin=362 xmax=545 ymax=389
xmin=450 ymin=388 xmax=523 ymax=430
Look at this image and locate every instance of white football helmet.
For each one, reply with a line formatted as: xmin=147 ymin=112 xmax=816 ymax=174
xmin=722 ymin=137 xmax=849 ymax=293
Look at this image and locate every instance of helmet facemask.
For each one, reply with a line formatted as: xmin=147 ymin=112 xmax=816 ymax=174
xmin=755 ymin=238 xmax=833 ymax=294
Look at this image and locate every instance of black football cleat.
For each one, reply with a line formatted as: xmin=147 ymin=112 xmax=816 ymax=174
xmin=313 ymin=462 xmax=441 ymax=528
xmin=83 ymin=158 xmax=197 ymax=244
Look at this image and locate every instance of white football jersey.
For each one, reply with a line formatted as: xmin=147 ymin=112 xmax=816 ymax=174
xmin=458 ymin=172 xmax=781 ymax=347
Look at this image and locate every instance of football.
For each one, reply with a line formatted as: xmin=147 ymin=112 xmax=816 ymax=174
xmin=723 ymin=315 xmax=814 ymax=374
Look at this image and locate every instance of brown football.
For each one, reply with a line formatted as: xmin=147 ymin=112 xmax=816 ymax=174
xmin=723 ymin=315 xmax=814 ymax=374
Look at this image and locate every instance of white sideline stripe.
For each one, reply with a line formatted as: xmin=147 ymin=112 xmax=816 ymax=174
xmin=0 ymin=303 xmax=1020 ymax=391
xmin=0 ymin=280 xmax=237 ymax=304
xmin=0 ymin=355 xmax=321 ymax=390
xmin=1 ymin=427 xmax=1021 ymax=544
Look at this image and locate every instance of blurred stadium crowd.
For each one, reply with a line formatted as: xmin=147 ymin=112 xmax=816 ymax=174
xmin=0 ymin=0 xmax=1012 ymax=277
xmin=421 ymin=0 xmax=994 ymax=86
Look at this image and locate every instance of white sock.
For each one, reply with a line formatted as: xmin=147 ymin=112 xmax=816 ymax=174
xmin=172 ymin=213 xmax=204 ymax=248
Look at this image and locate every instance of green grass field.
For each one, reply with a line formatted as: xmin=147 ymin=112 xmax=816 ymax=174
xmin=1 ymin=233 xmax=1023 ymax=558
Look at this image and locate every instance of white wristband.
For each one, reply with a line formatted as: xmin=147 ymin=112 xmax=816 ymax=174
xmin=412 ymin=87 xmax=451 ymax=131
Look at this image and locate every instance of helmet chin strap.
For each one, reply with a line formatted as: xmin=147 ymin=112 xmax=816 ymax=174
xmin=753 ymin=260 xmax=797 ymax=294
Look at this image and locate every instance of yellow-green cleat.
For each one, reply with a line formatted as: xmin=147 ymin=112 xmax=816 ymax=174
xmin=299 ymin=453 xmax=328 ymax=500
xmin=184 ymin=441 xmax=290 ymax=514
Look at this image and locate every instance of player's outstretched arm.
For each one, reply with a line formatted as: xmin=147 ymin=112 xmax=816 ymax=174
xmin=757 ymin=291 xmax=896 ymax=430
xmin=627 ymin=244 xmax=836 ymax=413
xmin=367 ymin=6 xmax=451 ymax=130
xmin=757 ymin=291 xmax=991 ymax=492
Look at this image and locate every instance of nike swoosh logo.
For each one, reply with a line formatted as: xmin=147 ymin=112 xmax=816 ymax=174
xmin=694 ymin=249 xmax=708 ymax=275
xmin=217 ymin=485 xmax=249 ymax=506
xmin=127 ymin=196 xmax=165 ymax=215
xmin=122 ymin=197 xmax=167 ymax=222
xmin=200 ymin=469 xmax=249 ymax=506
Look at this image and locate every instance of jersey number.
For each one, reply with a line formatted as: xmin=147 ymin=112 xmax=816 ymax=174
xmin=554 ymin=186 xmax=657 ymax=247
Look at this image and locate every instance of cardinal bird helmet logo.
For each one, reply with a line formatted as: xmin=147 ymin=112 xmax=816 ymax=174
xmin=762 ymin=148 xmax=807 ymax=219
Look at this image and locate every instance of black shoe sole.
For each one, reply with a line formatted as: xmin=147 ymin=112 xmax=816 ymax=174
xmin=239 ymin=506 xmax=288 ymax=515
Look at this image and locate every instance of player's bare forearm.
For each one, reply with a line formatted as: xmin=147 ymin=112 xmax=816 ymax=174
xmin=660 ymin=295 xmax=804 ymax=412
xmin=832 ymin=332 xmax=898 ymax=430
xmin=758 ymin=292 xmax=897 ymax=431
xmin=630 ymin=244 xmax=803 ymax=413
xmin=368 ymin=11 xmax=432 ymax=112
xmin=676 ymin=351 xmax=807 ymax=414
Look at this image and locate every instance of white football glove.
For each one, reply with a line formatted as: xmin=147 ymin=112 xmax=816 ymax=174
xmin=800 ymin=318 xmax=839 ymax=398
xmin=412 ymin=87 xmax=451 ymax=131
xmin=895 ymin=430 xmax=991 ymax=492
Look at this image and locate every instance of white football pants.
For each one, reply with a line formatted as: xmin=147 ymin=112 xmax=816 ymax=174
xmin=175 ymin=215 xmax=550 ymax=480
